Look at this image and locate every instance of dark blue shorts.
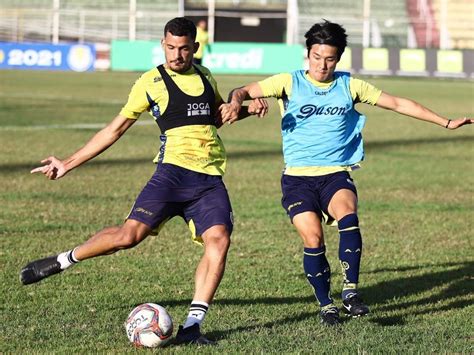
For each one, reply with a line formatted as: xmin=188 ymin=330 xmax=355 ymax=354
xmin=127 ymin=163 xmax=233 ymax=244
xmin=281 ymin=171 xmax=357 ymax=224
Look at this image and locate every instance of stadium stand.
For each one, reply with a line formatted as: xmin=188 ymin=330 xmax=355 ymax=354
xmin=431 ymin=0 xmax=474 ymax=49
xmin=406 ymin=0 xmax=440 ymax=48
xmin=0 ymin=0 xmax=472 ymax=49
xmin=186 ymin=0 xmax=287 ymax=10
xmin=298 ymin=0 xmax=409 ymax=47
xmin=298 ymin=0 xmax=364 ymax=46
xmin=1 ymin=0 xmax=51 ymax=8
xmin=1 ymin=0 xmax=176 ymax=10
xmin=370 ymin=0 xmax=409 ymax=48
xmin=0 ymin=0 xmax=179 ymax=43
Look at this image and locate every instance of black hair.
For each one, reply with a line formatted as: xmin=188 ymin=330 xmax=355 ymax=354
xmin=164 ymin=17 xmax=197 ymax=41
xmin=304 ymin=20 xmax=347 ymax=60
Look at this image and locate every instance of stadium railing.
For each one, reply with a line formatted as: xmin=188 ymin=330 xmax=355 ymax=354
xmin=0 ymin=0 xmax=472 ymax=49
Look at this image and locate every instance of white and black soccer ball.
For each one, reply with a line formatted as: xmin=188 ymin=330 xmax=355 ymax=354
xmin=125 ymin=303 xmax=173 ymax=348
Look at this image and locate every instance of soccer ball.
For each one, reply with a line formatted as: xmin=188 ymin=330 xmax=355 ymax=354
xmin=125 ymin=303 xmax=173 ymax=348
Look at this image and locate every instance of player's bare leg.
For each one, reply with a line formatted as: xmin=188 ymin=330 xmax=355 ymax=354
xmin=293 ymin=211 xmax=324 ymax=248
xmin=74 ymin=219 xmax=152 ymax=259
xmin=327 ymin=188 xmax=357 ymax=220
xmin=20 ymin=219 xmax=151 ymax=285
xmin=176 ymin=224 xmax=230 ymax=345
xmin=193 ymin=224 xmax=230 ymax=303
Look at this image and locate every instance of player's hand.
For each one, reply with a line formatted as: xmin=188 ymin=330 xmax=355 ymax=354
xmin=31 ymin=156 xmax=68 ymax=180
xmin=446 ymin=117 xmax=473 ymax=130
xmin=219 ymin=102 xmax=241 ymax=125
xmin=248 ymin=98 xmax=268 ymax=118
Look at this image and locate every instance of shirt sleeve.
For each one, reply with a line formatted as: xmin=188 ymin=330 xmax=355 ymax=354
xmin=349 ymin=77 xmax=382 ymax=106
xmin=119 ymin=74 xmax=150 ymax=119
xmin=257 ymin=73 xmax=292 ymax=98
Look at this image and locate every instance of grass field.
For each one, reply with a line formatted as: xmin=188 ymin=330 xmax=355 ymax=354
xmin=0 ymin=69 xmax=473 ymax=353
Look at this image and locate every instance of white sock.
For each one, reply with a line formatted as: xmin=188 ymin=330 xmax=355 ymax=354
xmin=57 ymin=248 xmax=79 ymax=270
xmin=183 ymin=301 xmax=209 ymax=329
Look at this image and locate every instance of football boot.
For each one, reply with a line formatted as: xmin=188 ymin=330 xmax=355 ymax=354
xmin=20 ymin=255 xmax=63 ymax=285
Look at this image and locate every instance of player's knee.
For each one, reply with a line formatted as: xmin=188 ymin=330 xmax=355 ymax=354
xmin=114 ymin=229 xmax=142 ymax=249
xmin=211 ymin=233 xmax=231 ymax=253
xmin=203 ymin=227 xmax=231 ymax=255
xmin=303 ymin=234 xmax=324 ymax=248
xmin=299 ymin=228 xmax=324 ymax=248
xmin=329 ymin=190 xmax=358 ymax=220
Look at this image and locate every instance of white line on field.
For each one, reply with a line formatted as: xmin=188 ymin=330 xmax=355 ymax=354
xmin=0 ymin=120 xmax=156 ymax=131
xmin=0 ymin=92 xmax=125 ymax=105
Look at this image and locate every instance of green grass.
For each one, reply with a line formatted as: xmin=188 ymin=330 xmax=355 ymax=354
xmin=0 ymin=69 xmax=473 ymax=353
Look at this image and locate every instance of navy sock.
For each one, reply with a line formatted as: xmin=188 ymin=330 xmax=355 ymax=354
xmin=338 ymin=213 xmax=362 ymax=299
xmin=304 ymin=246 xmax=333 ymax=307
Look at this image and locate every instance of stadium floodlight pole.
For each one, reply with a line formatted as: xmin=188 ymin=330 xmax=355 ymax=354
xmin=286 ymin=0 xmax=298 ymax=45
xmin=439 ymin=0 xmax=449 ymax=49
xmin=79 ymin=10 xmax=85 ymax=44
xmin=208 ymin=0 xmax=215 ymax=43
xmin=362 ymin=0 xmax=371 ymax=48
xmin=129 ymin=0 xmax=136 ymax=41
xmin=178 ymin=0 xmax=185 ymax=17
xmin=418 ymin=0 xmax=434 ymax=47
xmin=52 ymin=0 xmax=60 ymax=44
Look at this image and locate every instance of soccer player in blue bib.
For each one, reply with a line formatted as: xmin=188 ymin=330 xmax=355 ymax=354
xmin=220 ymin=20 xmax=473 ymax=326
xmin=20 ymin=17 xmax=266 ymax=344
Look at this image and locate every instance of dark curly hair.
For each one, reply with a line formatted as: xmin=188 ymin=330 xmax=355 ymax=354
xmin=304 ymin=20 xmax=347 ymax=60
xmin=164 ymin=17 xmax=197 ymax=40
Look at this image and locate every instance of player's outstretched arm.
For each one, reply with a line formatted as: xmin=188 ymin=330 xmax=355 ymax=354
xmin=31 ymin=114 xmax=136 ymax=180
xmin=215 ymin=97 xmax=268 ymax=128
xmin=375 ymin=92 xmax=473 ymax=129
xmin=219 ymin=83 xmax=265 ymax=125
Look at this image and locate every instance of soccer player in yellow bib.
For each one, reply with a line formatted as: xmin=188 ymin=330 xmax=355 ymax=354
xmin=194 ymin=19 xmax=209 ymax=65
xmin=20 ymin=17 xmax=267 ymax=345
xmin=220 ymin=20 xmax=472 ymax=326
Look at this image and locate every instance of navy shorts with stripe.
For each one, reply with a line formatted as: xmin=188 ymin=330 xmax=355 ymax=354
xmin=128 ymin=163 xmax=233 ymax=242
xmin=281 ymin=171 xmax=357 ymax=223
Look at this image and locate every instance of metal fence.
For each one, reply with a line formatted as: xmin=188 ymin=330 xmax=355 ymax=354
xmin=0 ymin=0 xmax=472 ymax=49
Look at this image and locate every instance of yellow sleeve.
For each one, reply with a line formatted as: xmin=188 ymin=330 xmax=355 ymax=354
xmin=119 ymin=73 xmax=153 ymax=119
xmin=195 ymin=29 xmax=209 ymax=59
xmin=257 ymin=73 xmax=293 ymax=98
xmin=349 ymin=77 xmax=382 ymax=106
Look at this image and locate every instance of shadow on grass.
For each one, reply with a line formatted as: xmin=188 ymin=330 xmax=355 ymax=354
xmin=364 ymin=261 xmax=473 ymax=326
xmin=363 ymin=135 xmax=473 ymax=152
xmin=1 ymin=135 xmax=472 ymax=174
xmin=364 ymin=261 xmax=467 ymax=274
xmin=145 ymin=260 xmax=472 ymax=338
